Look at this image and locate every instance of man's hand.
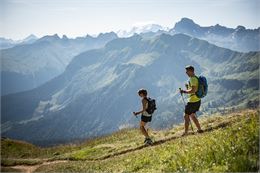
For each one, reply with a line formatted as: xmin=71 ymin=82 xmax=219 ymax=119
xmin=180 ymin=89 xmax=187 ymax=94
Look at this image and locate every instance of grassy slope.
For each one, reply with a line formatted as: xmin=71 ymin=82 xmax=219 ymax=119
xmin=1 ymin=109 xmax=259 ymax=172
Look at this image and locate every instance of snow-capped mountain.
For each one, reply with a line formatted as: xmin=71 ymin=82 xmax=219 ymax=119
xmin=117 ymin=23 xmax=168 ymax=37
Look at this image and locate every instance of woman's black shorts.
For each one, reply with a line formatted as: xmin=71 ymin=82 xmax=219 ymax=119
xmin=141 ymin=115 xmax=152 ymax=123
xmin=185 ymin=100 xmax=201 ymax=115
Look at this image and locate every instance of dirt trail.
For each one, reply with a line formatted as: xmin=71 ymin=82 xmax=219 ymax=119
xmin=3 ymin=120 xmax=231 ymax=172
xmin=8 ymin=160 xmax=68 ymax=173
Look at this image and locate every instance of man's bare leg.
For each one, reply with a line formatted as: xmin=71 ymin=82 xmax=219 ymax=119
xmin=140 ymin=121 xmax=149 ymax=138
xmin=190 ymin=113 xmax=202 ymax=131
xmin=183 ymin=114 xmax=190 ymax=135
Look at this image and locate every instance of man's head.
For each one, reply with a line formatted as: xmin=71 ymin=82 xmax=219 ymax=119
xmin=138 ymin=89 xmax=148 ymax=98
xmin=185 ymin=65 xmax=195 ymax=77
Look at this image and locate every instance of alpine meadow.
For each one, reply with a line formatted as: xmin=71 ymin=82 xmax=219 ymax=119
xmin=0 ymin=0 xmax=259 ymax=172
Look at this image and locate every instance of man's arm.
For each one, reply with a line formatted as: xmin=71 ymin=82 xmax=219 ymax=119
xmin=181 ymin=77 xmax=198 ymax=94
xmin=182 ymin=85 xmax=197 ymax=94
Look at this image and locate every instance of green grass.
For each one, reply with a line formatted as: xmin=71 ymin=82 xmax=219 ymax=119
xmin=1 ymin=109 xmax=259 ymax=172
xmin=1 ymin=128 xmax=145 ymax=161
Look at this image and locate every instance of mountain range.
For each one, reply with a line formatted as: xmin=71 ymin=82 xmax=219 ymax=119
xmin=1 ymin=18 xmax=259 ymax=96
xmin=1 ymin=32 xmax=259 ymax=146
xmin=0 ymin=34 xmax=38 ymax=50
xmin=1 ymin=32 xmax=118 ymax=95
xmin=170 ymin=18 xmax=260 ymax=52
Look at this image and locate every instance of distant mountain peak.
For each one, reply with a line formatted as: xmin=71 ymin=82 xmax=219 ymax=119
xmin=98 ymin=31 xmax=117 ymax=37
xmin=179 ymin=17 xmax=196 ymax=24
xmin=0 ymin=37 xmax=15 ymax=43
xmin=85 ymin=34 xmax=94 ymax=39
xmin=38 ymin=34 xmax=60 ymax=42
xmin=24 ymin=34 xmax=37 ymax=40
xmin=97 ymin=32 xmax=118 ymax=39
xmin=173 ymin=17 xmax=200 ymax=31
xmin=53 ymin=34 xmax=60 ymax=38
xmin=236 ymin=25 xmax=246 ymax=30
xmin=62 ymin=35 xmax=68 ymax=40
xmin=213 ymin=24 xmax=228 ymax=29
xmin=154 ymin=33 xmax=191 ymax=47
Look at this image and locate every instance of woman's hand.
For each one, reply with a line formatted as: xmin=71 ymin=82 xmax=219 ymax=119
xmin=133 ymin=112 xmax=138 ymax=116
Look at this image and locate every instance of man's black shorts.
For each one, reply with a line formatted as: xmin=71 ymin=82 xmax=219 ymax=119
xmin=141 ymin=115 xmax=152 ymax=123
xmin=185 ymin=100 xmax=201 ymax=115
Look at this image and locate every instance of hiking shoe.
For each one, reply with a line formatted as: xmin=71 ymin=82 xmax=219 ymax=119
xmin=197 ymin=129 xmax=203 ymax=133
xmin=148 ymin=138 xmax=153 ymax=144
xmin=145 ymin=138 xmax=153 ymax=145
xmin=144 ymin=138 xmax=153 ymax=145
xmin=181 ymin=132 xmax=188 ymax=136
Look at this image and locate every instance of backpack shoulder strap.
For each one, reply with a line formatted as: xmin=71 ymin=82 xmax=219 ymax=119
xmin=194 ymin=76 xmax=200 ymax=85
xmin=144 ymin=97 xmax=151 ymax=101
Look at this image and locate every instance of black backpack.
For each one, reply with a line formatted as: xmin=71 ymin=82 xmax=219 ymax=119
xmin=145 ymin=97 xmax=157 ymax=114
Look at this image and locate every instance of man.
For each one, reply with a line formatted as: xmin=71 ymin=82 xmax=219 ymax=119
xmin=180 ymin=65 xmax=203 ymax=135
xmin=133 ymin=89 xmax=153 ymax=145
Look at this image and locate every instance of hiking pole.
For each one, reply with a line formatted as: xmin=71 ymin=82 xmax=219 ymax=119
xmin=179 ymin=88 xmax=186 ymax=106
xmin=179 ymin=88 xmax=194 ymax=132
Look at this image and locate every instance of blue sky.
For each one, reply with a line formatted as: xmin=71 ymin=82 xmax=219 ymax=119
xmin=0 ymin=0 xmax=259 ymax=40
